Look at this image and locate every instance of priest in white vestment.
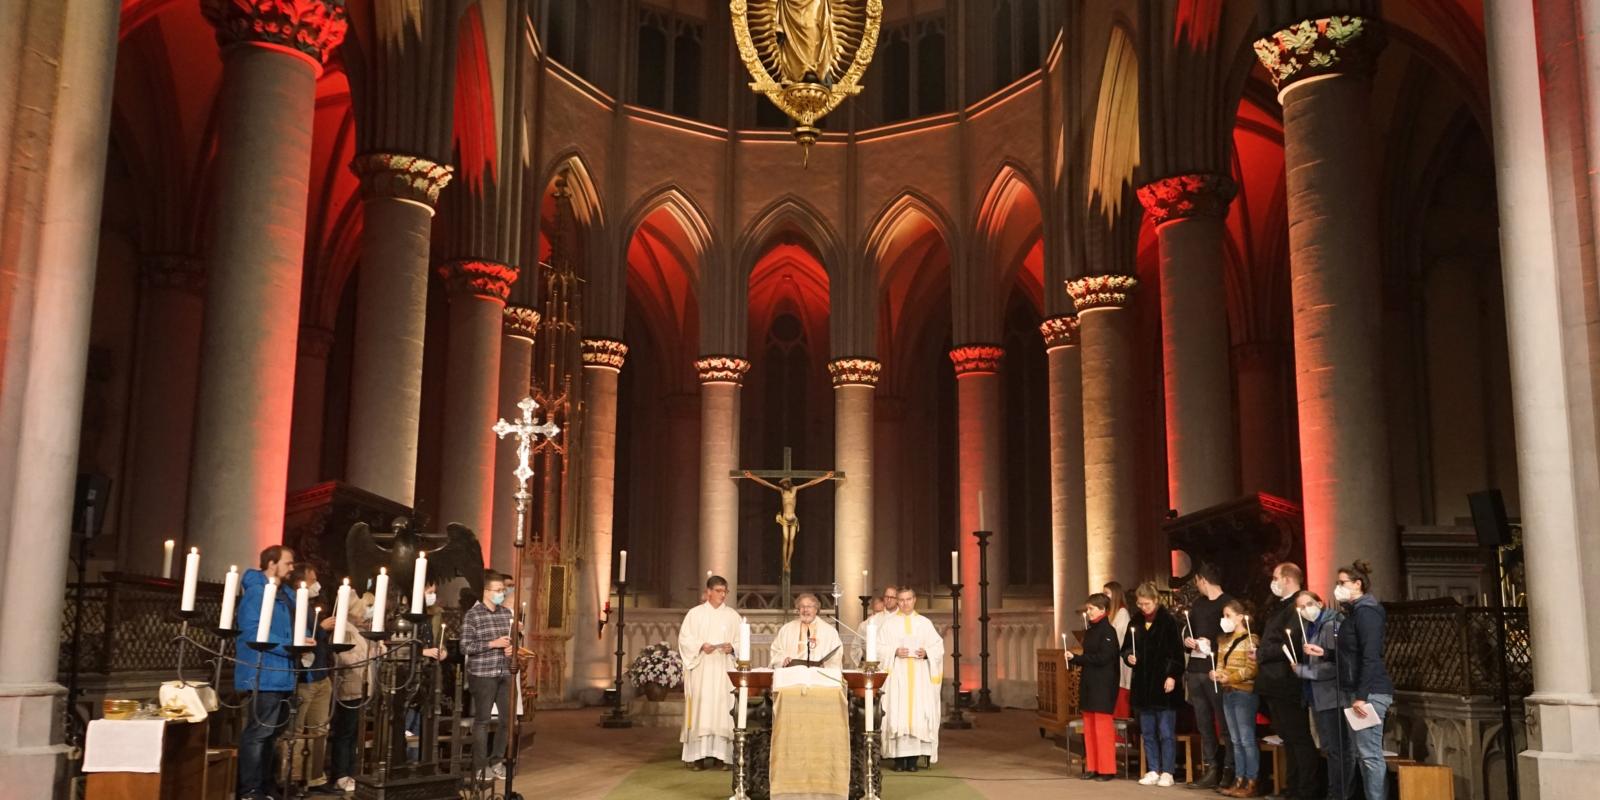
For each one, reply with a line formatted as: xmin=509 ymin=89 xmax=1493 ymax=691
xmin=678 ymin=575 xmax=742 ymax=769
xmin=876 ymin=587 xmax=944 ymax=772
xmin=770 ymin=593 xmax=843 ymax=668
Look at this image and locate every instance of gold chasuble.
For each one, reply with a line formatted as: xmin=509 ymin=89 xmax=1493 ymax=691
xmin=769 ymin=683 xmax=849 ymax=800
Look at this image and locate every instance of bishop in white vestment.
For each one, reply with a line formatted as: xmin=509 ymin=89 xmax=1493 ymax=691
xmin=678 ymin=576 xmax=742 ymax=768
xmin=876 ymin=587 xmax=944 ymax=770
xmin=770 ymin=593 xmax=843 ymax=668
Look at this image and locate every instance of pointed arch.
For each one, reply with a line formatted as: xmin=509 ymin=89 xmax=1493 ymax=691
xmin=973 ymin=161 xmax=1045 ymax=315
xmin=863 ymin=189 xmax=957 ymax=266
xmin=540 ymin=150 xmax=606 ymax=231
xmin=735 ymin=195 xmax=845 ymax=277
xmin=620 ymin=183 xmax=718 ymax=275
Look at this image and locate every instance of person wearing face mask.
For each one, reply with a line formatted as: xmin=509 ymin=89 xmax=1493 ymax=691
xmin=286 ymin=563 xmax=334 ymax=793
xmin=325 ymin=593 xmax=375 ymax=794
xmin=1182 ymin=563 xmax=1234 ymax=789
xmin=1124 ymin=582 xmax=1185 ymax=788
xmin=1066 ymin=594 xmax=1122 ymax=781
xmin=1293 ymin=591 xmax=1350 ymax=800
xmin=1332 ymin=561 xmax=1394 ymax=800
xmin=1255 ymin=563 xmax=1317 ymax=800
xmin=463 ymin=572 xmax=518 ymax=781
xmin=1210 ymin=600 xmax=1261 ymax=797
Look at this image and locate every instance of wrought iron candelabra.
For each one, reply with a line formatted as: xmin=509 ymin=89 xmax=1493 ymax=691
xmin=602 ymin=579 xmax=632 ymax=728
xmin=972 ymin=530 xmax=1000 ymax=712
xmin=943 ymin=582 xmax=971 ymax=729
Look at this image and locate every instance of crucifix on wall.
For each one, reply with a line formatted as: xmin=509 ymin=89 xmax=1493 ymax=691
xmin=731 ymin=446 xmax=843 ymax=610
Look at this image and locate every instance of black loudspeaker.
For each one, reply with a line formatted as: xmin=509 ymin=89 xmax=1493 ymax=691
xmin=72 ymin=473 xmax=111 ymax=538
xmin=1468 ymin=489 xmax=1511 ymax=548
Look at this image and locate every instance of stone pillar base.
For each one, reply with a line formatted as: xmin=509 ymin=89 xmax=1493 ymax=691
xmin=1521 ymin=694 xmax=1600 ymax=800
xmin=0 ymin=688 xmax=66 ymax=798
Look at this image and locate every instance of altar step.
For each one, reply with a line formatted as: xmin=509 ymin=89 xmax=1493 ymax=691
xmin=630 ymin=697 xmax=685 ymax=729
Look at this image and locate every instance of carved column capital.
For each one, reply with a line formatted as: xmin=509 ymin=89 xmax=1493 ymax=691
xmin=140 ymin=254 xmax=206 ymax=295
xmin=1137 ymin=173 xmax=1237 ymax=224
xmin=502 ymin=304 xmax=540 ymax=339
xmin=298 ymin=325 xmax=335 ymax=359
xmin=949 ymin=345 xmax=1005 ymax=377
xmin=1253 ymin=16 xmax=1383 ymax=93
xmin=695 ymin=355 xmax=752 ymax=385
xmin=827 ymin=357 xmax=883 ymax=388
xmin=1039 ymin=315 xmax=1080 ymax=350
xmin=350 ymin=153 xmax=453 ymax=210
xmin=1067 ymin=274 xmax=1139 ymax=313
xmin=581 ymin=338 xmax=629 ymax=371
xmin=438 ymin=259 xmax=516 ymax=303
xmin=201 ymin=0 xmax=349 ymax=69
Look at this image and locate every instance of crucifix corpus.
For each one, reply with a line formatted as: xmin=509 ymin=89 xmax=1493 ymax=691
xmin=731 ymin=447 xmax=843 ymax=611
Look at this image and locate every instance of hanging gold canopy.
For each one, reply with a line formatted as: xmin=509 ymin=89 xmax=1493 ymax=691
xmin=731 ymin=0 xmax=883 ymax=161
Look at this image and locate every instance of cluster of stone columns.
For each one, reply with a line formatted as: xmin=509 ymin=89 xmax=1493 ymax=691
xmin=1067 ymin=275 xmax=1140 ymax=590
xmin=491 ymin=306 xmax=540 ymax=571
xmin=437 ymin=260 xmax=519 ymax=541
xmin=570 ymin=337 xmax=628 ymax=697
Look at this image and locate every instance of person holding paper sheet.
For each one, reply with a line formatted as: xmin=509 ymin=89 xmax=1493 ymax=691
xmin=462 ymin=572 xmax=517 ymax=781
xmin=1294 ymin=591 xmax=1351 ymax=800
xmin=1333 ymin=561 xmax=1393 ymax=800
xmin=678 ymin=574 xmax=741 ymax=771
xmin=1255 ymin=563 xmax=1318 ymax=800
xmin=234 ymin=545 xmax=296 ymax=800
xmin=877 ymin=587 xmax=943 ymax=772
xmin=1065 ymin=593 xmax=1120 ymax=781
xmin=1182 ymin=563 xmax=1234 ymax=789
xmin=1124 ymin=581 xmax=1184 ymax=787
xmin=1210 ymin=600 xmax=1261 ymax=797
xmin=771 ymin=593 xmax=842 ymax=668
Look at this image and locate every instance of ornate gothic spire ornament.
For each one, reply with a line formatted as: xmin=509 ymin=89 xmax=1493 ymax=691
xmin=731 ymin=0 xmax=884 ymax=162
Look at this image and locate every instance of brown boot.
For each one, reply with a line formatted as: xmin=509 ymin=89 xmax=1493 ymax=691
xmin=1218 ymin=778 xmax=1247 ymax=797
xmin=1239 ymin=779 xmax=1262 ymax=797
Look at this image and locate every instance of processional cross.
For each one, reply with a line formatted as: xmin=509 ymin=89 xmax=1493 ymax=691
xmin=493 ymin=396 xmax=561 ymax=548
xmin=731 ymin=446 xmax=843 ymax=610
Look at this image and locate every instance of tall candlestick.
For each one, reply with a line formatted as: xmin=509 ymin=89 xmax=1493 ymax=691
xmin=332 ymin=579 xmax=351 ymax=645
xmin=738 ymin=620 xmax=751 ymax=661
xmin=294 ymin=582 xmax=309 ymax=645
xmin=161 ymin=540 xmax=175 ymax=579
xmin=219 ymin=566 xmax=239 ymax=630
xmin=737 ymin=684 xmax=749 ymax=728
xmin=950 ymin=550 xmax=959 ymax=585
xmin=179 ymin=547 xmax=200 ymax=611
xmin=864 ymin=677 xmax=874 ymax=732
xmin=256 ymin=578 xmax=278 ymax=643
xmin=372 ymin=567 xmax=389 ymax=632
xmin=410 ymin=553 xmax=428 ymax=614
xmin=619 ymin=550 xmax=628 ymax=583
xmin=977 ymin=491 xmax=986 ymax=531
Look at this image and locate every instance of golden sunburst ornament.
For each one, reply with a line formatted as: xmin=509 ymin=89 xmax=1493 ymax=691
xmin=732 ymin=0 xmax=883 ymax=164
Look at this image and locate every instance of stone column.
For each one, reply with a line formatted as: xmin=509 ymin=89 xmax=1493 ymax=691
xmin=122 ymin=256 xmax=204 ymax=575
xmin=871 ymin=395 xmax=907 ymax=588
xmin=438 ymin=260 xmax=516 ymax=539
xmin=491 ymin=305 xmax=538 ymax=572
xmin=1041 ymin=316 xmax=1088 ymax=638
xmin=696 ymin=357 xmax=749 ymax=593
xmin=571 ymin=337 xmax=627 ymax=701
xmin=345 ymin=154 xmax=453 ymax=506
xmin=0 ymin=0 xmax=118 ymax=792
xmin=1069 ymin=276 xmax=1140 ymax=589
xmin=829 ymin=358 xmax=880 ymax=629
xmin=1137 ymin=174 xmax=1239 ymax=514
xmin=664 ymin=393 xmax=703 ymax=605
xmin=1234 ymin=342 xmax=1288 ymax=496
xmin=949 ymin=345 xmax=1005 ymax=681
xmin=1484 ymin=0 xmax=1600 ymax=789
xmin=288 ymin=325 xmax=334 ymax=491
xmin=187 ymin=0 xmax=347 ymax=570
xmin=1255 ymin=16 xmax=1396 ymax=588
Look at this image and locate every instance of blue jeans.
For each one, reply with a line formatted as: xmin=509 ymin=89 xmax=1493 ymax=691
xmin=1221 ymin=691 xmax=1260 ymax=780
xmin=1315 ymin=707 xmax=1356 ymax=800
xmin=1139 ymin=709 xmax=1178 ymax=774
xmin=1349 ymin=694 xmax=1392 ymax=800
xmin=238 ymin=690 xmax=291 ymax=796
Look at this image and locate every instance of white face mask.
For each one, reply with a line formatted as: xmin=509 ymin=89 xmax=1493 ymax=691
xmin=1270 ymin=579 xmax=1292 ymax=599
xmin=1299 ymin=604 xmax=1321 ymax=622
xmin=307 ymin=581 xmax=321 ymax=598
xmin=424 ymin=591 xmax=437 ymax=608
xmin=1333 ymin=585 xmax=1354 ymax=604
xmin=1219 ymin=617 xmax=1237 ymax=634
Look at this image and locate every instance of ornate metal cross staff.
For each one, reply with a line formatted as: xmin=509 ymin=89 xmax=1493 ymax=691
xmin=491 ymin=395 xmax=559 ymax=797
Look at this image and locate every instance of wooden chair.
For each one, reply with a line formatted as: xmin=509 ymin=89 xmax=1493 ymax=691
xmin=1260 ymin=739 xmax=1286 ymax=793
xmin=200 ymin=748 xmax=235 ymax=800
xmin=1396 ymin=764 xmax=1453 ymax=800
xmin=1138 ymin=730 xmax=1198 ymax=781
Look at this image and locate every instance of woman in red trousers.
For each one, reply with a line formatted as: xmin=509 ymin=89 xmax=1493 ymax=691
xmin=1069 ymin=592 xmax=1123 ymax=781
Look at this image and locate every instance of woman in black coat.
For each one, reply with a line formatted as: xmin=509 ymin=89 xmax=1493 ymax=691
xmin=1069 ymin=593 xmax=1123 ymax=780
xmin=1121 ymin=581 xmax=1186 ymax=784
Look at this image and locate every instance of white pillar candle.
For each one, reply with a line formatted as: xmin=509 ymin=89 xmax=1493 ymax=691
xmin=372 ymin=567 xmax=389 ymax=633
xmin=179 ymin=547 xmax=200 ymax=611
xmin=219 ymin=566 xmax=239 ymax=630
xmin=294 ymin=582 xmax=309 ymax=645
xmin=738 ymin=620 xmax=750 ymax=661
xmin=255 ymin=578 xmax=278 ymax=643
xmin=978 ymin=491 xmax=986 ymax=531
xmin=161 ymin=540 xmax=175 ymax=579
xmin=950 ymin=550 xmax=959 ymax=585
xmin=737 ymin=684 xmax=749 ymax=729
xmin=618 ymin=550 xmax=628 ymax=583
xmin=864 ymin=677 xmax=874 ymax=732
xmin=410 ymin=553 xmax=428 ymax=614
xmin=332 ymin=578 xmax=351 ymax=645
xmin=865 ymin=623 xmax=876 ymax=665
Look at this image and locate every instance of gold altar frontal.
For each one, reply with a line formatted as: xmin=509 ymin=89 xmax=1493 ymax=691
xmin=771 ymin=684 xmax=849 ymax=800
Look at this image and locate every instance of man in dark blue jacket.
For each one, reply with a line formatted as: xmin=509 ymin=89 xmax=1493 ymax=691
xmin=234 ymin=545 xmax=296 ymax=800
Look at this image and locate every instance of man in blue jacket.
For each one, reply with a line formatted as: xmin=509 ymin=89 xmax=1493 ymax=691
xmin=235 ymin=545 xmax=296 ymax=800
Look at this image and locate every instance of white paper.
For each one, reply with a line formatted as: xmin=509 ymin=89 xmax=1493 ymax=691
xmin=82 ymin=719 xmax=167 ymax=773
xmin=1344 ymin=706 xmax=1382 ymax=731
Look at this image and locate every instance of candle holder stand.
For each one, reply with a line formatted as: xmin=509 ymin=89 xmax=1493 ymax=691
xmin=860 ymin=719 xmax=882 ymax=800
xmin=602 ymin=579 xmax=633 ymax=728
xmin=971 ymin=530 xmax=1000 ymax=713
xmin=210 ymin=627 xmax=241 ymax=691
xmin=859 ymin=595 xmax=872 ymax=624
xmin=730 ymin=726 xmax=752 ymax=800
xmin=943 ymin=582 xmax=972 ymax=729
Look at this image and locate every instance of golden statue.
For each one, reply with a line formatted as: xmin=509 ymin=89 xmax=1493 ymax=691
xmin=733 ymin=0 xmax=883 ymax=158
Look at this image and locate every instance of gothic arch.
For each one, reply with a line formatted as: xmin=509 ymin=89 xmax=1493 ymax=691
xmin=973 ymin=162 xmax=1045 ymax=315
xmin=735 ymin=195 xmax=845 ymax=278
xmin=621 ymin=184 xmax=717 ymax=275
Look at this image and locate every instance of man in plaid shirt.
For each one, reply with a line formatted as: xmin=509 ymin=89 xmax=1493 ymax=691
xmin=461 ymin=572 xmax=516 ymax=778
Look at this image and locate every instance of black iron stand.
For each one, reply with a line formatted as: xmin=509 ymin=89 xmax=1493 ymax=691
xmin=942 ymin=582 xmax=971 ymax=729
xmin=972 ymin=530 xmax=999 ymax=712
xmin=63 ymin=503 xmax=93 ymax=759
xmin=859 ymin=595 xmax=872 ymax=624
xmin=602 ymin=580 xmax=632 ymax=728
xmin=1489 ymin=545 xmax=1519 ymax=800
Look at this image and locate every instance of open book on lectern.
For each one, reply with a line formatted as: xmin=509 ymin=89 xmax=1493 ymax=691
xmin=772 ymin=663 xmax=845 ymax=691
xmin=786 ymin=645 xmax=840 ymax=669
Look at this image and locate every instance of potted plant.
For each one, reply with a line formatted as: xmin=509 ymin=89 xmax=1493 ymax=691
xmin=626 ymin=642 xmax=684 ymax=701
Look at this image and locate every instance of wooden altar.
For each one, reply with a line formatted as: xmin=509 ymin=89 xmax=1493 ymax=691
xmin=727 ymin=669 xmax=886 ymax=800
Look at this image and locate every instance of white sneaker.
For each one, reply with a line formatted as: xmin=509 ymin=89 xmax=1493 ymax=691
xmin=1139 ymin=771 xmax=1161 ymax=785
xmin=337 ymin=777 xmax=355 ymax=792
xmin=1158 ymin=773 xmax=1175 ymax=787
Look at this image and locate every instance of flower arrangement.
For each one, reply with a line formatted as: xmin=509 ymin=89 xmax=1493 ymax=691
xmin=627 ymin=642 xmax=684 ymax=690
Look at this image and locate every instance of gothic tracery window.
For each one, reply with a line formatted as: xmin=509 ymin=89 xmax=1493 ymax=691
xmin=636 ymin=7 xmax=704 ymax=119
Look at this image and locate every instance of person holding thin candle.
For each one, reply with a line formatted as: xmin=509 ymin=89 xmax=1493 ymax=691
xmin=1210 ymin=600 xmax=1261 ymax=797
xmin=327 ymin=592 xmax=375 ymax=794
xmin=1293 ymin=590 xmax=1350 ymax=800
xmin=1104 ymin=581 xmax=1133 ymax=717
xmin=1124 ymin=581 xmax=1184 ymax=787
xmin=1064 ymin=593 xmax=1120 ymax=781
xmin=1182 ymin=563 xmax=1234 ymax=789
xmin=234 ymin=545 xmax=296 ymax=800
xmin=1255 ymin=563 xmax=1318 ymax=800
xmin=284 ymin=564 xmax=334 ymax=792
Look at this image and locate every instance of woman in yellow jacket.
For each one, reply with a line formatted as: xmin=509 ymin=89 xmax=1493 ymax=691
xmin=1209 ymin=600 xmax=1260 ymax=797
